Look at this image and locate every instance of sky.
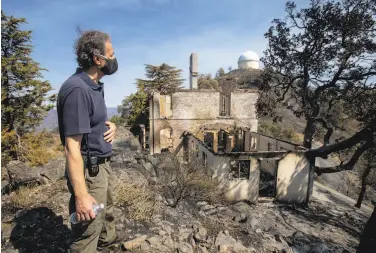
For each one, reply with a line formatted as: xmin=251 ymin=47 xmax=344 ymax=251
xmin=3 ymin=0 xmax=310 ymax=107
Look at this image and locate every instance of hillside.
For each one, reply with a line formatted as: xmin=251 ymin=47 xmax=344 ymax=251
xmin=1 ymin=127 xmax=372 ymax=253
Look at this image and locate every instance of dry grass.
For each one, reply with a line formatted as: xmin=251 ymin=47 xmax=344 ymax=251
xmin=114 ymin=182 xmax=158 ymax=222
xmin=8 ymin=185 xmax=43 ymax=208
xmin=156 ymin=157 xmax=222 ymax=208
xmin=1 ymin=222 xmax=12 ymax=232
xmin=188 ymin=174 xmax=222 ymax=204
xmin=294 ymin=133 xmax=304 ymax=145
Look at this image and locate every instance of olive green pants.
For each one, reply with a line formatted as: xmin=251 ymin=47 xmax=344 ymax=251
xmin=66 ymin=160 xmax=116 ymax=253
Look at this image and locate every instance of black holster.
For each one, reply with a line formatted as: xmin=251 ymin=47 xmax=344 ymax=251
xmin=83 ymin=134 xmax=99 ymax=177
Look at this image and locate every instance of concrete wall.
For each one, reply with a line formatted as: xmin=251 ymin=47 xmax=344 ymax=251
xmin=250 ymin=132 xmax=301 ymax=152
xmin=275 ymin=152 xmax=312 ymax=204
xmin=172 ymin=91 xmax=220 ymax=119
xmin=150 ymin=91 xmax=259 ymax=155
xmin=223 ymin=157 xmax=260 ymax=203
xmin=188 ymin=135 xmax=259 ymax=203
xmin=187 ymin=135 xmax=313 ymax=204
xmin=249 ymin=132 xmax=303 ymax=176
xmin=230 ymin=92 xmax=258 ymax=120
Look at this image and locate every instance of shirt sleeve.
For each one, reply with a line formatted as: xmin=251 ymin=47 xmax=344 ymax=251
xmin=62 ymin=87 xmax=91 ymax=136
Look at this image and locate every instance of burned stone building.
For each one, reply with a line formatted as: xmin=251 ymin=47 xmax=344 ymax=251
xmin=149 ymin=52 xmax=261 ymax=155
xmin=146 ymin=52 xmax=314 ymax=205
xmin=149 ymin=88 xmax=259 ymax=154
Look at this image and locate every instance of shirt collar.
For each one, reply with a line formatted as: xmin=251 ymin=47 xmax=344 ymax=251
xmin=75 ymin=68 xmax=104 ymax=91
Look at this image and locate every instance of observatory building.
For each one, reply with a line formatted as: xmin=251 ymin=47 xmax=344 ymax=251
xmin=237 ymin=50 xmax=260 ymax=70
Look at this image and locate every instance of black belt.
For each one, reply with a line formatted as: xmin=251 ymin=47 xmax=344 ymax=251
xmin=82 ymin=155 xmax=111 ymax=166
xmin=97 ymin=156 xmax=111 ymax=164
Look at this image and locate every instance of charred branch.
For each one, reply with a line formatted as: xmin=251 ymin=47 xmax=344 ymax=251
xmin=314 ymin=139 xmax=374 ymax=175
xmin=306 ymin=126 xmax=375 ymax=160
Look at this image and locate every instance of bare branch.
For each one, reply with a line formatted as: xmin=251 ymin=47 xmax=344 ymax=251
xmin=315 ymin=141 xmax=373 ymax=175
xmin=338 ymin=71 xmax=376 ymax=81
xmin=306 ymin=126 xmax=375 ymax=159
xmin=314 ymin=54 xmax=352 ymax=97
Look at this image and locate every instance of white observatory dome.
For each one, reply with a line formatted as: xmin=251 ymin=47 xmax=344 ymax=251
xmin=238 ymin=51 xmax=260 ymax=69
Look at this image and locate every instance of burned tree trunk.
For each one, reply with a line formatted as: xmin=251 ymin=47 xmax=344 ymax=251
xmin=357 ymin=207 xmax=376 ymax=252
xmin=355 ymin=185 xmax=367 ymax=209
xmin=355 ymin=165 xmax=372 ymax=208
xmin=303 ymin=118 xmax=315 ymax=149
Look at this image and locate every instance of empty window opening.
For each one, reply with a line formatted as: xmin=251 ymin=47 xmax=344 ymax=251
xmin=218 ymin=130 xmax=226 ymax=152
xmin=202 ymin=152 xmax=208 ymax=168
xmin=251 ymin=136 xmax=257 ymax=150
xmin=204 ymin=132 xmax=214 ymax=150
xmin=232 ymin=160 xmax=250 ymax=179
xmin=219 ymin=93 xmax=231 ymax=116
xmin=235 ymin=129 xmax=245 ymax=151
xmin=160 ymin=128 xmax=173 ymax=152
xmin=159 ymin=95 xmax=172 ymax=118
xmin=267 ymin=143 xmax=273 ymax=151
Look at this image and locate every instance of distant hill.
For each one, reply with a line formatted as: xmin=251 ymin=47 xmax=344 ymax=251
xmin=37 ymin=107 xmax=119 ymax=131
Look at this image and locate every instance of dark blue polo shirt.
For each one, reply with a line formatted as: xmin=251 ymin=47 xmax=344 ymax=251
xmin=57 ymin=68 xmax=112 ymax=157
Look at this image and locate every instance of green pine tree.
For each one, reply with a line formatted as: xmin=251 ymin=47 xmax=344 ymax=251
xmin=137 ymin=63 xmax=184 ymax=95
xmin=118 ymin=90 xmax=148 ymax=127
xmin=117 ymin=63 xmax=184 ymax=129
xmin=1 ymin=11 xmax=56 ymax=163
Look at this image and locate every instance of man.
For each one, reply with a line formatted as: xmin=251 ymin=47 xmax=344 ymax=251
xmin=57 ymin=30 xmax=125 ymax=253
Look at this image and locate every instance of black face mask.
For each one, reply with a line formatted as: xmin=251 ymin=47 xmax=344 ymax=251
xmin=100 ymin=57 xmax=118 ymax=75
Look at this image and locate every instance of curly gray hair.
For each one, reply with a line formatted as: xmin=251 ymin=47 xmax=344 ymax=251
xmin=74 ymin=30 xmax=110 ymax=69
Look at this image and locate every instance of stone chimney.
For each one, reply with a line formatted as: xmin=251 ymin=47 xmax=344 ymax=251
xmin=189 ymin=53 xmax=198 ymax=89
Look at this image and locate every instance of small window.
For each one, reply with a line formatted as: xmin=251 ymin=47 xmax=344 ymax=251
xmin=267 ymin=143 xmax=273 ymax=151
xmin=232 ymin=160 xmax=250 ymax=179
xmin=218 ymin=130 xmax=226 ymax=152
xmin=251 ymin=136 xmax=257 ymax=150
xmin=204 ymin=132 xmax=214 ymax=149
xmin=159 ymin=95 xmax=172 ymax=118
xmin=202 ymin=152 xmax=208 ymax=168
xmin=219 ymin=93 xmax=231 ymax=116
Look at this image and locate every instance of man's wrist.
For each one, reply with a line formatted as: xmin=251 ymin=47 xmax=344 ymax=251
xmin=72 ymin=181 xmax=88 ymax=198
xmin=75 ymin=190 xmax=88 ymax=198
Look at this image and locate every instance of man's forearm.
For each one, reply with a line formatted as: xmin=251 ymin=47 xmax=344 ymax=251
xmin=65 ymin=136 xmax=87 ymax=197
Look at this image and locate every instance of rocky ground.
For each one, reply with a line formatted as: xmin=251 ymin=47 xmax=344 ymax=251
xmin=1 ymin=127 xmax=372 ymax=253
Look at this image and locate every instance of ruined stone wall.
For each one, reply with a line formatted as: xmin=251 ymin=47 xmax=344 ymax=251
xmin=187 ymin=135 xmax=313 ymax=204
xmin=275 ymin=152 xmax=312 ymax=203
xmin=151 ymin=119 xmax=259 ymax=155
xmin=230 ymin=91 xmax=258 ymax=120
xmin=187 ymin=135 xmax=260 ymax=203
xmin=249 ymin=132 xmax=303 ymax=175
xmin=149 ymin=90 xmax=259 ymax=155
xmin=171 ymin=91 xmax=220 ymax=119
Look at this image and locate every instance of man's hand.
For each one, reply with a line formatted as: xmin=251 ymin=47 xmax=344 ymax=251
xmin=75 ymin=193 xmax=98 ymax=222
xmin=104 ymin=121 xmax=117 ymax=144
